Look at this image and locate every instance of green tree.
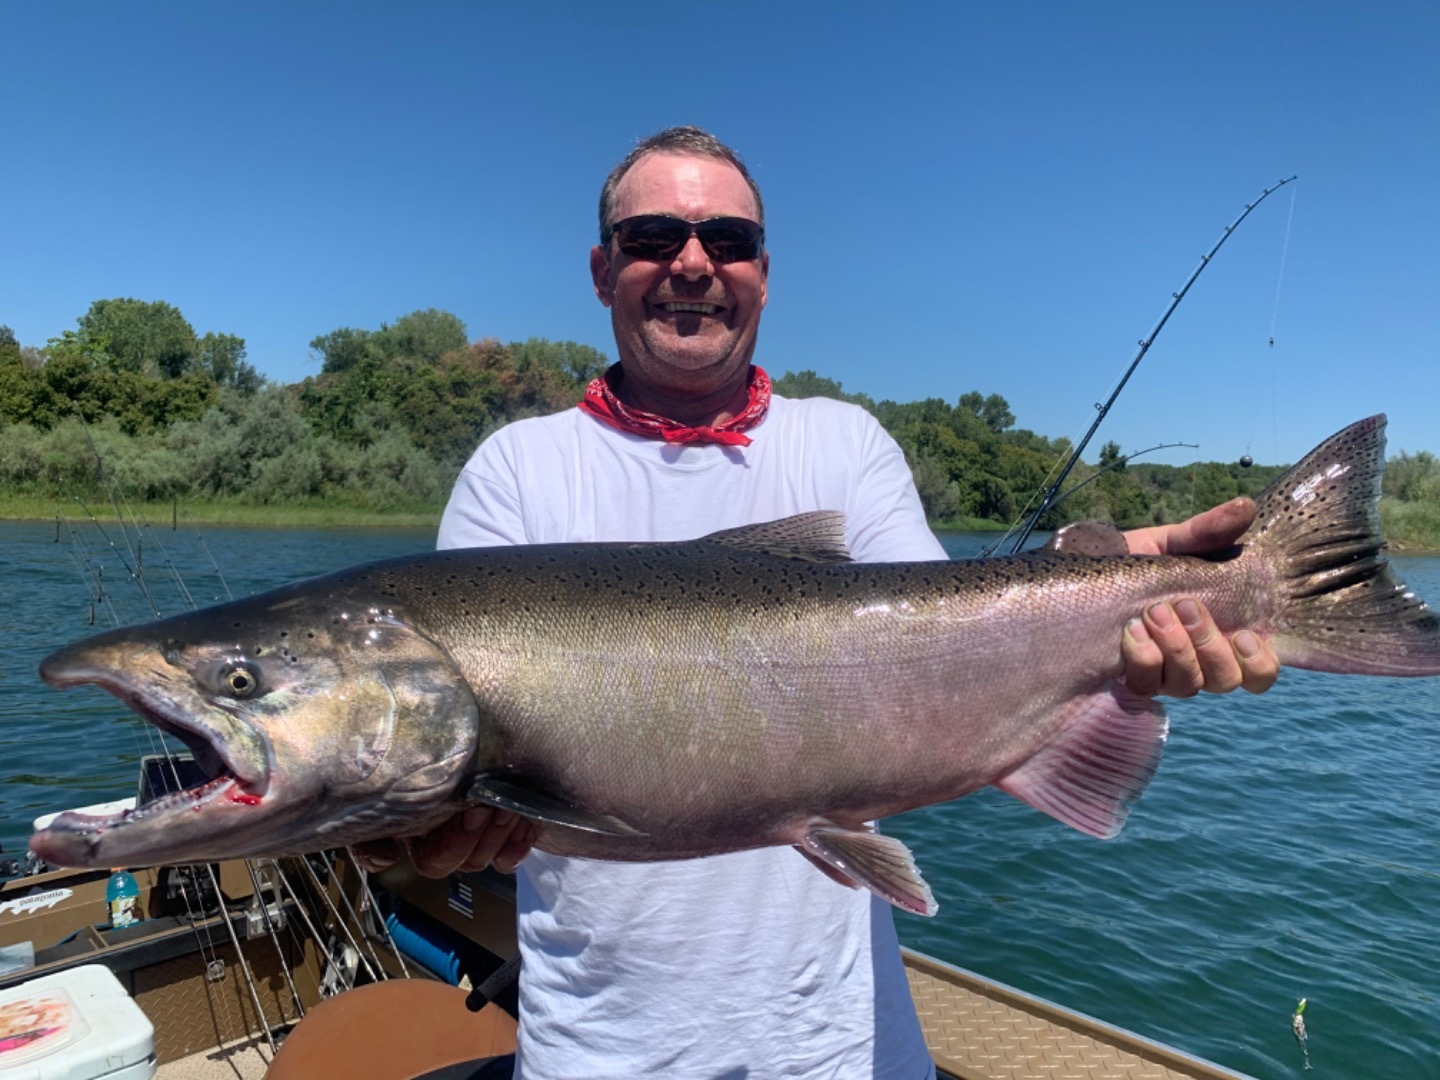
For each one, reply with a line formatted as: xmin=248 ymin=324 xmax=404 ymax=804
xmin=1189 ymin=462 xmax=1240 ymax=510
xmin=38 ymin=346 xmax=118 ymax=424
xmin=310 ymin=327 xmax=379 ymax=374
xmin=374 ymin=309 xmax=469 ymax=365
xmin=772 ymin=370 xmax=848 ymax=401
xmin=0 ymin=349 xmax=60 ymax=426
xmin=958 ymin=391 xmax=1015 ymax=433
xmin=196 ymin=332 xmax=263 ymax=394
xmin=1094 ymin=441 xmax=1149 ymax=526
xmin=115 ymin=372 xmax=217 ymax=434
xmin=1384 ymin=450 xmax=1440 ymax=503
xmin=76 ymin=298 xmax=198 ymax=377
xmin=509 ymin=338 xmax=609 ymax=388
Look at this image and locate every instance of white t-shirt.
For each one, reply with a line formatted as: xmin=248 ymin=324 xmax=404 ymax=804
xmin=439 ymin=394 xmax=945 ymax=1080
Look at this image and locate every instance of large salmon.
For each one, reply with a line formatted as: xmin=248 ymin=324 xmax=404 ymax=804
xmin=33 ymin=416 xmax=1440 ymax=914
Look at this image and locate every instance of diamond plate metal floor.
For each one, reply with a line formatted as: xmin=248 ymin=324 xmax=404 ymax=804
xmin=904 ymin=950 xmax=1251 ymax=1080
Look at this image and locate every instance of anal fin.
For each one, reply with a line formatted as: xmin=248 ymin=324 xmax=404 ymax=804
xmin=995 ymin=683 xmax=1168 ymax=839
xmin=799 ymin=825 xmax=938 ymax=917
xmin=466 ymin=774 xmax=645 ymax=837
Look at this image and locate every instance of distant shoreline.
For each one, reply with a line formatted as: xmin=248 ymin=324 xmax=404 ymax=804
xmin=5 ymin=500 xmax=1437 ymax=554
xmin=0 ymin=497 xmax=439 ymax=531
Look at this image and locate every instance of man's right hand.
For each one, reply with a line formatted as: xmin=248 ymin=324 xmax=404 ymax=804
xmin=351 ymin=808 xmax=538 ymax=878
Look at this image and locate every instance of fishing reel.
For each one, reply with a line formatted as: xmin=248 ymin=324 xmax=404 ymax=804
xmin=153 ymin=863 xmax=224 ymax=919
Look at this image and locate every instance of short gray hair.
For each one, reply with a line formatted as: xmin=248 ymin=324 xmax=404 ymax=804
xmin=598 ymin=126 xmax=765 ymax=243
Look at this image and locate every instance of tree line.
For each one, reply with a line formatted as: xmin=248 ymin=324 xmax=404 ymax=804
xmin=2 ymin=300 xmax=1437 ymax=541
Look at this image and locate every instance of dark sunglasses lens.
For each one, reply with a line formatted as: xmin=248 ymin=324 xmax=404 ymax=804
xmin=615 ymin=218 xmax=688 ymax=261
xmin=614 ymin=216 xmax=762 ymax=263
xmin=695 ymin=220 xmax=762 ymax=262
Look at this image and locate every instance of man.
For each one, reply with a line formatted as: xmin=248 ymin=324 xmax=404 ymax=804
xmin=363 ymin=127 xmax=1279 ymax=1079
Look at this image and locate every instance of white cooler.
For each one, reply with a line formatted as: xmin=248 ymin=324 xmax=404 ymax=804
xmin=0 ymin=965 xmax=154 ymax=1079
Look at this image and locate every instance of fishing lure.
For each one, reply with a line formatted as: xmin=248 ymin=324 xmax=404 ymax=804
xmin=1292 ymin=997 xmax=1312 ymax=1070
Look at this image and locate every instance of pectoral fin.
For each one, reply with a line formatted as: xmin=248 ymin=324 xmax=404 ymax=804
xmin=466 ymin=775 xmax=646 ymax=837
xmin=799 ymin=824 xmax=938 ymax=917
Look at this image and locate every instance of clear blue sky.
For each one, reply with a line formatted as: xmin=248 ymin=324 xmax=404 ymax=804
xmin=3 ymin=2 xmax=1435 ymax=467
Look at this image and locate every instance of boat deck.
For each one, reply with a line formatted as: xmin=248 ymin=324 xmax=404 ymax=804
xmin=146 ymin=951 xmax=1249 ymax=1080
xmin=154 ymin=1035 xmax=271 ymax=1080
xmin=906 ymin=950 xmax=1246 ymax=1080
xmin=4 ymin=860 xmax=1251 ymax=1080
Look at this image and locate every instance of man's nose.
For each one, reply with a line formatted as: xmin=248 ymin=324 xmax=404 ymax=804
xmin=670 ymin=234 xmax=713 ymax=280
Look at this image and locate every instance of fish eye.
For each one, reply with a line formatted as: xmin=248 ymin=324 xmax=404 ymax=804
xmin=222 ymin=662 xmax=261 ymax=698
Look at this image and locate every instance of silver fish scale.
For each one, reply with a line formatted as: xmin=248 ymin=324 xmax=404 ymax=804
xmin=334 ymin=543 xmax=1249 ymax=861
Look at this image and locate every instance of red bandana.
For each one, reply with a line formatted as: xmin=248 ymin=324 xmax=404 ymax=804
xmin=578 ymin=364 xmax=772 ymax=447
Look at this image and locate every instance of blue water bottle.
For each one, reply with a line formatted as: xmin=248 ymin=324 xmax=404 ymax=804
xmin=106 ymin=868 xmax=141 ymax=928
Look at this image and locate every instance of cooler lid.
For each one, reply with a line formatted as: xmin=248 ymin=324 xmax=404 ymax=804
xmin=0 ymin=965 xmax=152 ymax=1079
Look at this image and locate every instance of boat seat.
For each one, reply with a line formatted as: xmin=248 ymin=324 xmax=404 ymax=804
xmin=267 ymin=979 xmax=517 ymax=1080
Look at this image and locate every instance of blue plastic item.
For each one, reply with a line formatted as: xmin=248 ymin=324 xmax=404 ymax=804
xmin=105 ymin=869 xmax=141 ymax=929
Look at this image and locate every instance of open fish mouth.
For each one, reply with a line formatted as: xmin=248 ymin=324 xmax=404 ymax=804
xmin=45 ymin=773 xmax=257 ymax=836
xmin=37 ymin=664 xmax=271 ymax=836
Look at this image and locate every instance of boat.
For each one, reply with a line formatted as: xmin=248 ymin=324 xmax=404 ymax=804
xmin=1 ymin=761 xmax=1249 ymax=1080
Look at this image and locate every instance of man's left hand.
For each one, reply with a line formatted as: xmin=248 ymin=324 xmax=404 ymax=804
xmin=1120 ymin=497 xmax=1280 ymax=698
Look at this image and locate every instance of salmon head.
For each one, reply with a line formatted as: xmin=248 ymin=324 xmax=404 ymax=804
xmin=33 ymin=577 xmax=486 ymax=868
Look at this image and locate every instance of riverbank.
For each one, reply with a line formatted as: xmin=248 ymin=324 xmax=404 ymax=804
xmin=1379 ymin=497 xmax=1440 ymax=552
xmin=0 ymin=494 xmax=439 ymax=530
xmin=5 ymin=494 xmax=1438 ymax=552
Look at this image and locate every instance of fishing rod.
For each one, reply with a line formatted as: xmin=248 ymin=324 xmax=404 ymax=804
xmin=1041 ymin=441 xmax=1198 ymax=514
xmin=997 ymin=175 xmax=1298 ymax=555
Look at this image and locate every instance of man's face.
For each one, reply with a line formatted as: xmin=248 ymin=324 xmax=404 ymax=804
xmin=591 ymin=152 xmax=768 ymax=399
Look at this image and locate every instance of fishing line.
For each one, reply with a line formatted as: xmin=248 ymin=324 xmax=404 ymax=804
xmin=126 ymin=517 xmax=197 ymax=613
xmin=59 ymin=516 xmax=123 ymax=629
xmin=992 ymin=176 xmax=1298 ymax=555
xmin=72 ymin=495 xmax=160 ymax=618
xmin=242 ymin=859 xmax=308 ymax=1019
xmin=296 ymin=854 xmax=383 ymax=985
xmin=1269 ymin=182 xmax=1298 ymax=350
xmin=1267 ymin=182 xmax=1298 ymax=467
xmin=352 ymin=861 xmax=409 ymax=979
xmin=57 ymin=475 xmax=410 ymax=1004
xmin=1246 ymin=180 xmax=1298 ymax=468
xmin=77 ymin=418 xmax=158 ymax=616
xmin=63 ymin=474 xmax=295 ymax=1030
xmin=319 ymin=850 xmax=393 ymax=982
xmin=59 ymin=514 xmax=233 ymax=992
xmin=195 ymin=533 xmax=235 ymax=602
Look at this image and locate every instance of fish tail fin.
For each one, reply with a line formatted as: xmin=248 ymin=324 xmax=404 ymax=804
xmin=1247 ymin=414 xmax=1440 ymax=676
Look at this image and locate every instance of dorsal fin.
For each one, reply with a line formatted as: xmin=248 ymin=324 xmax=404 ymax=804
xmin=1042 ymin=521 xmax=1130 ymax=557
xmin=699 ymin=511 xmax=852 ymax=563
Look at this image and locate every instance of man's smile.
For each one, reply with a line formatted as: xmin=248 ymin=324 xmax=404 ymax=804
xmin=656 ymin=300 xmax=724 ymax=315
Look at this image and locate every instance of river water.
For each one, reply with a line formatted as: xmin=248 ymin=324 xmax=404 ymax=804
xmin=2 ymin=520 xmax=1437 ymax=1078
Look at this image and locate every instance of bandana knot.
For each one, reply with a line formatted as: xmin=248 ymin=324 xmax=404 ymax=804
xmin=578 ymin=364 xmax=771 ymax=447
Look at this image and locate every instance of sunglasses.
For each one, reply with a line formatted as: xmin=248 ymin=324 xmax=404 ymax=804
xmin=608 ymin=214 xmax=765 ymax=264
